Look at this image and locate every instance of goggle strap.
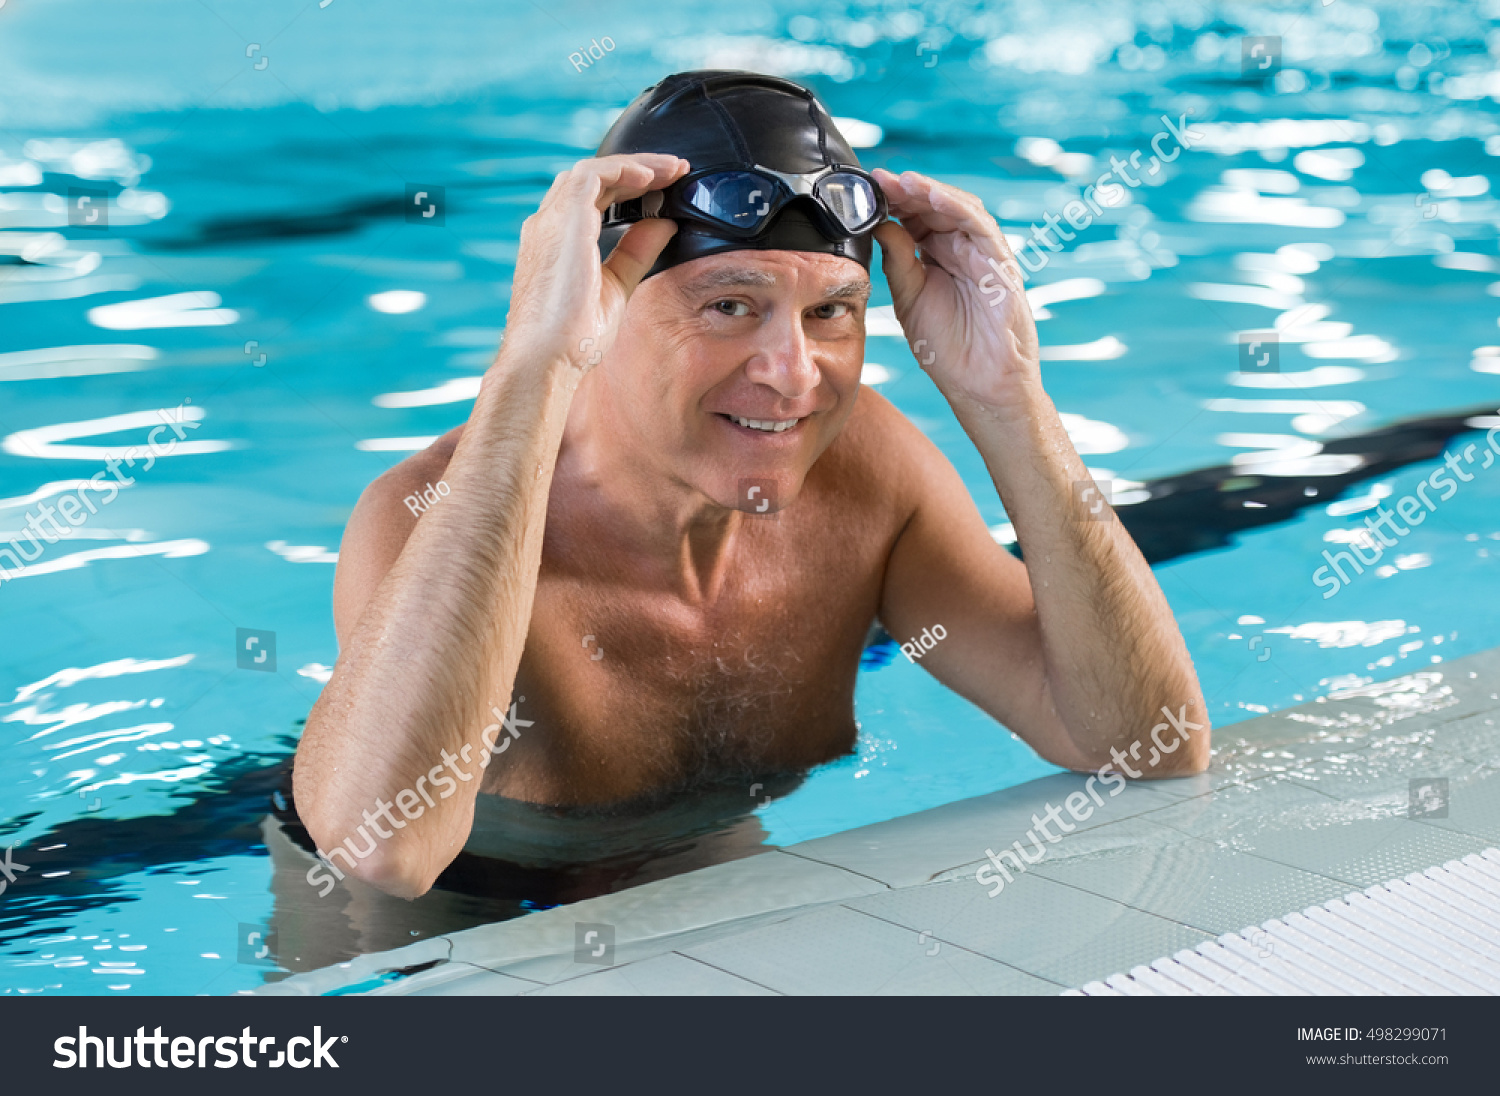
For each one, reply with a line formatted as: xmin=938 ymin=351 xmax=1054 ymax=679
xmin=604 ymin=190 xmax=665 ymax=226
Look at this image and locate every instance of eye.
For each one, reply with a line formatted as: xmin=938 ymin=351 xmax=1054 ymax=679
xmin=811 ymin=301 xmax=852 ymax=320
xmin=711 ymin=299 xmax=752 ymax=317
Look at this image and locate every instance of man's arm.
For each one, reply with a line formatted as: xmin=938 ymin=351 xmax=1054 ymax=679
xmin=871 ymin=169 xmax=1209 ymax=777
xmin=292 ymin=154 xmax=686 ymax=898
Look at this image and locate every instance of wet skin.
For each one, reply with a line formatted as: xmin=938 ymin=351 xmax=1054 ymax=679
xmin=295 ymin=154 xmax=1209 ymax=897
xmin=339 ymin=250 xmax=929 ymax=804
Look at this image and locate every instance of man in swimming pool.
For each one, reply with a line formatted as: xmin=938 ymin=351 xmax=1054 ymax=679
xmin=293 ymin=71 xmax=1210 ymax=899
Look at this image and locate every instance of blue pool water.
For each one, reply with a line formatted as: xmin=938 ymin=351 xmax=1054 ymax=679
xmin=3 ymin=0 xmax=1500 ymax=993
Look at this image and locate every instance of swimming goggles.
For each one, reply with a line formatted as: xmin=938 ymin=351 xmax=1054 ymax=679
xmin=603 ymin=163 xmax=887 ymax=240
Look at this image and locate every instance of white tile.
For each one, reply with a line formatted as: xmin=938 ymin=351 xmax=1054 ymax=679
xmin=527 ymin=953 xmax=777 ymax=996
xmin=384 ymin=962 xmax=536 ymax=996
xmin=1029 ymin=824 xmax=1353 ymax=934
xmin=680 ymin=904 xmax=1060 ymax=995
xmin=443 ymin=850 xmax=885 ymax=974
xmin=848 ymin=874 xmax=1212 ymax=988
xmin=786 ymin=773 xmax=1179 ymax=888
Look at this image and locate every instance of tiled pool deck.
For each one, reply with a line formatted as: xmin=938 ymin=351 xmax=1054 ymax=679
xmin=256 ymin=647 xmax=1500 ymax=996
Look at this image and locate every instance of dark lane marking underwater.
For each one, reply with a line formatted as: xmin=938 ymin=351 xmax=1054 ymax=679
xmin=1074 ymin=404 xmax=1500 ymax=566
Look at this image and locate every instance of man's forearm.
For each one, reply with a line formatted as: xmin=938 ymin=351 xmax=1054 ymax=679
xmin=294 ymin=346 xmax=580 ymax=895
xmin=949 ymin=381 xmax=1210 ymax=774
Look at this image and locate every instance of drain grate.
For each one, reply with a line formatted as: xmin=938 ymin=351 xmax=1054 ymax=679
xmin=1067 ymin=849 xmax=1500 ymax=995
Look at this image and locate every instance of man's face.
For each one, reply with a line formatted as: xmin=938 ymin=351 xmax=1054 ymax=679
xmin=602 ymin=249 xmax=871 ymax=515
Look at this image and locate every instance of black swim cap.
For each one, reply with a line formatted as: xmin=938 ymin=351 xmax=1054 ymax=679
xmin=596 ymin=70 xmax=876 ymax=278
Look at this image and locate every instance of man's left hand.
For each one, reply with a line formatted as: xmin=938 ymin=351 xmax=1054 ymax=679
xmin=872 ymin=168 xmax=1040 ymax=416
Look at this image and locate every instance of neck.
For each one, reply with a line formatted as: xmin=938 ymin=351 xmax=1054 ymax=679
xmin=557 ymin=370 xmax=745 ymax=605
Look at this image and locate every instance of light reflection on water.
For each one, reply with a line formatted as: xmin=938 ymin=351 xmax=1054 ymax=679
xmin=1 ymin=0 xmax=1499 ymax=992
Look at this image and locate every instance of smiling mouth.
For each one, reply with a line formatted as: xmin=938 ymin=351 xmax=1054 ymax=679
xmin=717 ymin=413 xmax=802 ymax=434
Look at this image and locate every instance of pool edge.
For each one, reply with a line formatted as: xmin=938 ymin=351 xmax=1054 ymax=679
xmin=251 ymin=645 xmax=1500 ymax=996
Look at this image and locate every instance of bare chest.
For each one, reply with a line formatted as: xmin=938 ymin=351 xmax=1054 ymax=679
xmin=486 ymin=527 xmax=884 ymax=804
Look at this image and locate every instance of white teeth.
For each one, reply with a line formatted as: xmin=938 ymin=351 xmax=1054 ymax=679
xmin=730 ymin=415 xmax=799 ymax=433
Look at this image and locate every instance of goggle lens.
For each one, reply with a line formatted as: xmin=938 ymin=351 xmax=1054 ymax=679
xmin=815 ymin=172 xmax=881 ymax=233
xmin=672 ymin=168 xmax=883 ymax=236
xmin=681 ymin=172 xmax=777 ymax=231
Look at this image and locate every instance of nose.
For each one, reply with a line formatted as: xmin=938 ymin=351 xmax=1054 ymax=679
xmin=742 ymin=311 xmax=821 ymax=401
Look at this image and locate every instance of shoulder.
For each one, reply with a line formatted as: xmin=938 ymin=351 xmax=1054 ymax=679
xmin=815 ymin=384 xmax=947 ymax=508
xmin=361 ymin=425 xmax=467 ymax=516
xmin=332 ymin=425 xmax=465 ymax=640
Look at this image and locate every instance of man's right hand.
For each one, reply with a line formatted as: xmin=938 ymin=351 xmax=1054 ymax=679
xmin=294 ymin=155 xmax=688 ymax=900
xmin=502 ymin=153 xmax=687 ymax=373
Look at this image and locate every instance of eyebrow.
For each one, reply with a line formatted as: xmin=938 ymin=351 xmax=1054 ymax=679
xmin=680 ymin=268 xmax=778 ymax=296
xmin=824 ymin=279 xmax=872 ymax=302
